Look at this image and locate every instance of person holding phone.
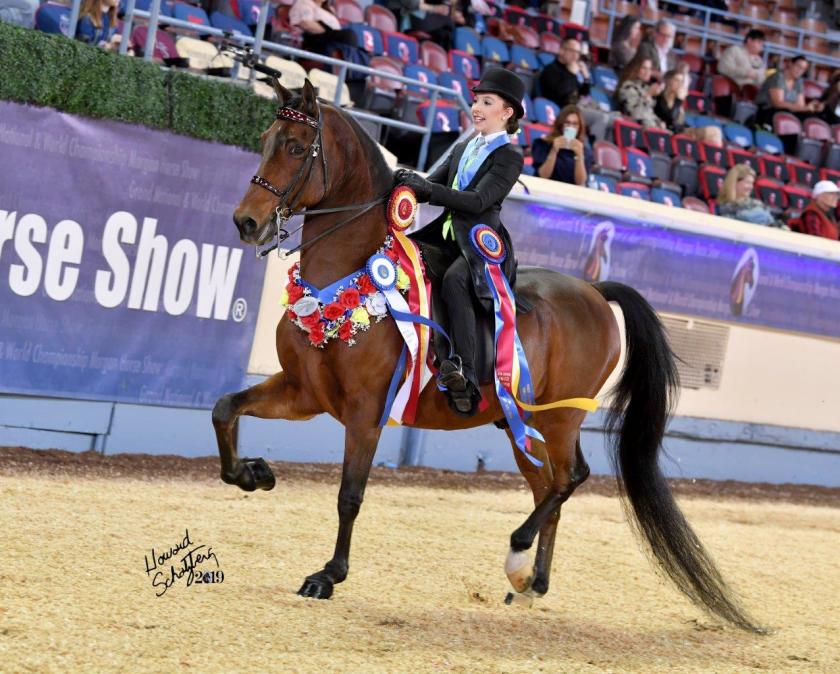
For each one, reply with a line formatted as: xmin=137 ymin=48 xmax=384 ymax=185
xmin=531 ymin=105 xmax=592 ymax=186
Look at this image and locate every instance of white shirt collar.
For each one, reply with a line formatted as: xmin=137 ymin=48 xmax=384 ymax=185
xmin=475 ymin=130 xmax=508 ymax=146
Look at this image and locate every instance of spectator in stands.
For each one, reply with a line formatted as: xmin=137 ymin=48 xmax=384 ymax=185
xmin=387 ymin=0 xmax=455 ymax=50
xmin=289 ymin=0 xmax=358 ymax=56
xmin=531 ymin=105 xmax=592 ymax=186
xmin=755 ymin=55 xmax=824 ymax=128
xmin=636 ymin=19 xmax=677 ymax=76
xmin=538 ymin=38 xmax=590 ymax=109
xmin=717 ymin=29 xmax=766 ymax=89
xmin=718 ymin=165 xmax=786 ymax=228
xmin=75 ymin=0 xmax=121 ymax=50
xmin=616 ymin=53 xmax=665 ymax=129
xmin=608 ymin=16 xmax=643 ymax=75
xmin=798 ymin=180 xmax=839 ymax=240
xmin=655 ymin=68 xmax=723 ymax=144
xmin=0 ymin=0 xmax=39 ymax=28
xmin=819 ymin=71 xmax=840 ymax=125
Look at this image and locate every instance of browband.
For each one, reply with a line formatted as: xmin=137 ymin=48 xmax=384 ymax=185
xmin=276 ymin=106 xmax=319 ymax=129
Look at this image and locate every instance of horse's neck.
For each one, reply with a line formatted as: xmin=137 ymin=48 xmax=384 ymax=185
xmin=298 ymin=210 xmax=388 ymax=288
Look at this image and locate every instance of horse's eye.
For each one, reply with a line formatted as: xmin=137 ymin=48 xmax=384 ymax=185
xmin=290 ymin=144 xmax=305 ymax=156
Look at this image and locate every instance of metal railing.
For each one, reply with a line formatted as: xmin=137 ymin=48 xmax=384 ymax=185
xmin=66 ymin=0 xmax=472 ymax=171
xmin=598 ymin=0 xmax=840 ymax=71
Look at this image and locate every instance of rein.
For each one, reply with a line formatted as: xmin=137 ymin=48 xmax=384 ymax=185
xmin=251 ymin=104 xmax=389 ymax=259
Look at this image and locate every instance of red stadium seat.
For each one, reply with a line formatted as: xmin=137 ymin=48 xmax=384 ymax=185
xmin=614 ymin=118 xmax=644 ymax=151
xmin=783 ymin=184 xmax=811 ymax=211
xmin=726 ymin=147 xmax=759 ymax=174
xmin=593 ymin=140 xmax=623 ymax=180
xmin=698 ymin=165 xmax=726 ymax=201
xmin=672 ymin=133 xmax=700 ymax=162
xmin=643 ymin=128 xmax=672 ymax=156
xmin=522 ymin=122 xmax=552 ymax=146
xmin=420 ymin=41 xmax=448 ymax=74
xmin=334 ymin=0 xmax=363 ymax=25
xmin=758 ymin=154 xmax=789 ymax=183
xmin=820 ymin=167 xmax=840 ymax=183
xmin=365 ymin=4 xmax=398 ymax=32
xmin=540 ymin=31 xmax=562 ymax=54
xmin=788 ymin=158 xmax=819 ymax=187
xmin=755 ymin=178 xmax=787 ymax=211
xmin=683 ymin=196 xmax=711 ymax=213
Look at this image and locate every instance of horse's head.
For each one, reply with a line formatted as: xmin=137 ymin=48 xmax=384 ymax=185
xmin=233 ymin=79 xmax=327 ymax=245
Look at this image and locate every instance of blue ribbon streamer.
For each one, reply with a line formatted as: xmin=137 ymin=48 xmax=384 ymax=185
xmin=388 ymin=307 xmax=455 ymax=359
xmin=379 ymin=344 xmax=407 ymax=427
xmin=485 ymin=266 xmax=545 ymax=466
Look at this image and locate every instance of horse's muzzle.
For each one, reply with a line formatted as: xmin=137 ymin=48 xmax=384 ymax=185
xmin=233 ymin=212 xmax=265 ymax=245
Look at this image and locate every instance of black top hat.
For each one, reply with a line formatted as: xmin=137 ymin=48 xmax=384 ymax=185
xmin=471 ymin=66 xmax=526 ymax=120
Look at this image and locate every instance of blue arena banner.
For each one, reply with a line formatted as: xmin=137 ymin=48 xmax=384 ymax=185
xmin=0 ymin=101 xmax=264 ymax=408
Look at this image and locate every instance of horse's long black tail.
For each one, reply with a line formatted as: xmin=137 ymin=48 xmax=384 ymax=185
xmin=594 ymin=281 xmax=764 ymax=633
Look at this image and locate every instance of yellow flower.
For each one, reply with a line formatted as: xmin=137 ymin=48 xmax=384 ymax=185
xmin=350 ymin=307 xmax=370 ymax=326
xmin=280 ymin=289 xmax=289 ymax=306
xmin=396 ymin=267 xmax=410 ymax=291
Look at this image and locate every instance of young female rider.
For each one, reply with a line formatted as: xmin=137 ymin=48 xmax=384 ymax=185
xmin=395 ymin=67 xmax=526 ymax=417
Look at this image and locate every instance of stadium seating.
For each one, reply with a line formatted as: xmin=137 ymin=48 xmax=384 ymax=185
xmin=454 ymin=26 xmax=482 ymax=56
xmin=449 ymin=50 xmax=481 ymax=80
xmin=172 ymin=3 xmax=210 ymax=27
xmin=755 ymin=178 xmax=787 ymax=212
xmin=698 ymin=165 xmax=726 ymax=201
xmin=683 ymin=196 xmax=711 ymax=213
xmin=417 ymin=100 xmax=461 ymax=132
xmin=614 ymin=118 xmax=643 ymax=151
xmin=617 ymin=182 xmax=651 ymax=200
xmin=532 ymin=97 xmax=559 ymax=126
xmin=651 ymin=187 xmax=682 ymax=207
xmin=351 ymin=23 xmax=384 ymax=55
xmin=420 ymin=41 xmax=448 ymax=74
xmin=35 ymin=4 xmax=70 ymax=35
xmin=209 ymin=11 xmax=251 ymax=37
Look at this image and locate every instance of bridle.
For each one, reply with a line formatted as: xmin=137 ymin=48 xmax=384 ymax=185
xmin=250 ymin=103 xmax=389 ymax=258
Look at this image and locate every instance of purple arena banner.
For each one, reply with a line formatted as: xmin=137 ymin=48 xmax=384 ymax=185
xmin=0 ymin=101 xmax=264 ymax=408
xmin=505 ymin=200 xmax=840 ymax=338
xmin=419 ymin=197 xmax=840 ymax=340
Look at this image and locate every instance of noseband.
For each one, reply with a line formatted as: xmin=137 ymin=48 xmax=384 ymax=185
xmin=250 ymin=103 xmax=389 ymax=258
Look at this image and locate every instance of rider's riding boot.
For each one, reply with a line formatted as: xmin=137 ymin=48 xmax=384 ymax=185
xmin=438 ymin=357 xmax=479 ymax=417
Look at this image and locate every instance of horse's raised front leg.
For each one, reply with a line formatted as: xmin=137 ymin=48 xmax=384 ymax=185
xmin=212 ymin=372 xmax=321 ymax=491
xmin=298 ymin=422 xmax=382 ymax=599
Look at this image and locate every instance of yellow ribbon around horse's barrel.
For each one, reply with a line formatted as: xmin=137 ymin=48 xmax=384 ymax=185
xmin=514 ymin=395 xmax=600 ymax=413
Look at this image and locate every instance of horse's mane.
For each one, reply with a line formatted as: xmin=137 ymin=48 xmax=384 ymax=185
xmin=324 ymin=101 xmax=394 ymax=191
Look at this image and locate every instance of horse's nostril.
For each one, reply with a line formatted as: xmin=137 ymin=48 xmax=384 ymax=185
xmin=235 ymin=215 xmax=258 ymax=235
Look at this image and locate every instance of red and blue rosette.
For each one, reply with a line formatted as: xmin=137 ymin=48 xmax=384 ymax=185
xmin=387 ymin=186 xmax=418 ymax=232
xmin=469 ymin=225 xmax=544 ymax=466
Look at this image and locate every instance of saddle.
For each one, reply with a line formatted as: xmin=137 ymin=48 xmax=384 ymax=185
xmin=414 ymin=240 xmax=535 ymax=386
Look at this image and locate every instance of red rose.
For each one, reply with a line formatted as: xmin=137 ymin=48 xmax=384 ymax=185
xmin=339 ymin=288 xmax=361 ymax=310
xmin=308 ymin=325 xmax=325 ymax=346
xmin=323 ymin=302 xmax=345 ymax=321
xmin=338 ymin=322 xmax=354 ymax=341
xmin=288 ymin=263 xmax=299 ymax=279
xmin=287 ymin=283 xmax=304 ymax=304
xmin=385 ymin=248 xmax=399 ymax=262
xmin=286 ymin=309 xmax=297 ymax=321
xmin=300 ymin=310 xmax=322 ymax=329
xmin=357 ymin=274 xmax=376 ymax=295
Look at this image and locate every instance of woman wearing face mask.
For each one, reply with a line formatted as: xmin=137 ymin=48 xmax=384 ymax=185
xmin=531 ymin=105 xmax=592 ymax=186
xmin=394 ymin=67 xmax=525 ymax=417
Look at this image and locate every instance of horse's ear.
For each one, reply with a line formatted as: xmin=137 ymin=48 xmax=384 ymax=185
xmin=300 ymin=79 xmax=318 ymax=119
xmin=273 ymin=78 xmax=292 ymax=105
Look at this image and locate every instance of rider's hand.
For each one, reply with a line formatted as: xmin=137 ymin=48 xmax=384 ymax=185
xmin=395 ymin=170 xmax=432 ymax=202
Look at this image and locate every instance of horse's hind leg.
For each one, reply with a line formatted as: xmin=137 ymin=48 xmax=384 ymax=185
xmin=506 ymin=418 xmax=590 ymax=599
xmin=212 ymin=372 xmax=321 ymax=491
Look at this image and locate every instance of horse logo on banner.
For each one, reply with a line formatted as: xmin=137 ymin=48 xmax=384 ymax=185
xmin=730 ymin=247 xmax=760 ymax=316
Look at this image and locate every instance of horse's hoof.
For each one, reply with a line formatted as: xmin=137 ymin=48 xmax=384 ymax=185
xmin=505 ymin=549 xmax=533 ymax=593
xmin=504 ymin=590 xmax=535 ymax=608
xmin=221 ymin=458 xmax=275 ymax=492
xmin=297 ymin=574 xmax=334 ymax=599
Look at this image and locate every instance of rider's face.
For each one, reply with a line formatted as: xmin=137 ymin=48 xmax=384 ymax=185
xmin=471 ymin=93 xmax=513 ymax=135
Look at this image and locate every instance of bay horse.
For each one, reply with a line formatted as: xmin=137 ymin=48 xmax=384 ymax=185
xmin=215 ymin=79 xmax=762 ymax=632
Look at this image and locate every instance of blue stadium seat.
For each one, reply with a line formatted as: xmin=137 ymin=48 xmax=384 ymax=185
xmin=723 ymin=123 xmax=753 ymax=149
xmin=623 ymin=148 xmax=654 ymax=182
xmin=481 ymin=36 xmax=509 ymax=65
xmin=350 ymin=23 xmax=385 ymax=56
xmin=755 ymin=130 xmax=785 ymax=155
xmin=237 ymin=0 xmax=264 ymax=26
xmin=522 ymin=122 xmax=551 ymax=146
xmin=210 ymin=11 xmax=252 ymax=37
xmin=532 ymin=97 xmax=559 ymax=125
xmin=416 ymin=101 xmax=460 ymax=132
xmin=120 ymin=0 xmax=173 ymax=16
xmin=448 ymin=50 xmax=481 ymax=80
xmin=651 ymin=187 xmax=682 ymax=207
xmin=453 ymin=26 xmax=482 ymax=56
xmin=35 ymin=3 xmax=70 ymax=35
xmin=173 ymin=3 xmax=210 ymax=26
xmin=537 ymin=52 xmax=555 ymax=67
xmin=510 ymin=45 xmax=539 ymax=72
xmin=437 ymin=72 xmax=471 ymax=104
xmin=592 ymin=66 xmax=618 ymax=93
xmin=405 ymin=64 xmax=437 ymax=94
xmin=589 ymin=86 xmax=614 ymax=112
xmin=384 ymin=32 xmax=419 ymax=64
xmin=617 ymin=182 xmax=651 ymax=200
xmin=591 ymin=174 xmax=617 ymax=193
xmin=688 ymin=115 xmax=724 ymax=130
